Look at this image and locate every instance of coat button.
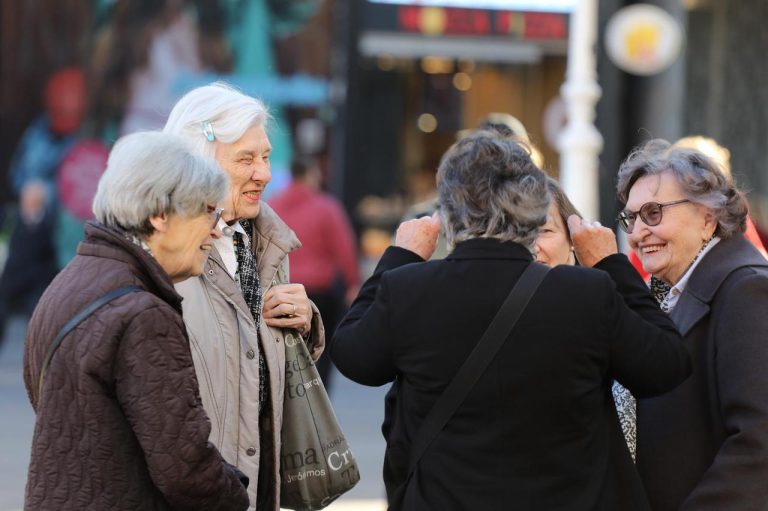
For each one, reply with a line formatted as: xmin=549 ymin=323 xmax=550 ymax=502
xmin=246 ymin=349 xmax=255 ymax=360
xmin=246 ymin=447 xmax=256 ymax=456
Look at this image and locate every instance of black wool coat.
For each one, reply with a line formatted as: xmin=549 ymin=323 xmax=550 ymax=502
xmin=332 ymin=238 xmax=691 ymax=511
xmin=637 ymin=235 xmax=768 ymax=511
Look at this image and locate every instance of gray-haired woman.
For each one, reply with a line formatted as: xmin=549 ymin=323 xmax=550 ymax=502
xmin=332 ymin=130 xmax=691 ymax=510
xmin=616 ymin=139 xmax=768 ymax=511
xmin=163 ymin=82 xmax=325 ymax=510
xmin=23 ymin=131 xmax=249 ymax=510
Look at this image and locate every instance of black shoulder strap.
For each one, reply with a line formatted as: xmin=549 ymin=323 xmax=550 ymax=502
xmin=37 ymin=285 xmax=144 ymax=398
xmin=402 ymin=262 xmax=549 ymax=492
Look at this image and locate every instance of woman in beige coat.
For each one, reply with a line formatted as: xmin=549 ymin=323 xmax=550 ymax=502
xmin=164 ymin=83 xmax=325 ymax=510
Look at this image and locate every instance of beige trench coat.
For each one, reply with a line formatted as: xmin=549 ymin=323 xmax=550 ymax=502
xmin=176 ymin=204 xmax=325 ymax=510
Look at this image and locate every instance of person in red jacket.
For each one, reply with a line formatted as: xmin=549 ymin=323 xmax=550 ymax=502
xmin=269 ymin=157 xmax=359 ymax=391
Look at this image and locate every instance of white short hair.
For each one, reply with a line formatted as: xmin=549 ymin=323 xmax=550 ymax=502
xmin=163 ymin=82 xmax=270 ymax=158
xmin=93 ymin=131 xmax=228 ymax=237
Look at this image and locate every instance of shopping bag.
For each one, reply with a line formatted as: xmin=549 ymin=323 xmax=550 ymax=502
xmin=280 ymin=332 xmax=359 ymax=510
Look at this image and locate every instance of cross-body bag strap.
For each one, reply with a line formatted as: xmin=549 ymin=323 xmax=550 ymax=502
xmin=403 ymin=262 xmax=550 ymax=488
xmin=37 ymin=285 xmax=144 ymax=398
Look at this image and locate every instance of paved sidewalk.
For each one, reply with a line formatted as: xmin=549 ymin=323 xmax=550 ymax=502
xmin=0 ymin=317 xmax=34 ymax=511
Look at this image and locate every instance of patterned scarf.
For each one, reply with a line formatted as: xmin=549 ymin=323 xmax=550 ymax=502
xmin=233 ymin=219 xmax=269 ymax=414
xmin=649 ymin=237 xmax=715 ymax=312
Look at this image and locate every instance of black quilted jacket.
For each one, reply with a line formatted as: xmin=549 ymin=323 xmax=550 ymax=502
xmin=23 ymin=222 xmax=249 ymax=510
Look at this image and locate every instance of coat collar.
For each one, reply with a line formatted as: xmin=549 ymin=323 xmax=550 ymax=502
xmin=78 ymin=221 xmax=182 ymax=308
xmin=681 ymin=235 xmax=768 ymax=303
xmin=670 ymin=235 xmax=768 ymax=335
xmin=204 ymin=202 xmax=300 ymax=298
xmin=252 ymin=201 xmax=301 ymax=255
xmin=445 ymin=237 xmax=534 ymax=261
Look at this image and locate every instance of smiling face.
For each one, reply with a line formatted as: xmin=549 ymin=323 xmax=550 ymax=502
xmin=535 ymin=202 xmax=575 ymax=267
xmin=147 ymin=208 xmax=221 ymax=283
xmin=626 ymin=171 xmax=716 ymax=285
xmin=215 ymin=125 xmax=272 ymax=222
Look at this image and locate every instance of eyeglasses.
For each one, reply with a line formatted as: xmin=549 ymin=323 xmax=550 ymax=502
xmin=617 ymin=199 xmax=690 ymax=233
xmin=207 ymin=205 xmax=224 ymax=229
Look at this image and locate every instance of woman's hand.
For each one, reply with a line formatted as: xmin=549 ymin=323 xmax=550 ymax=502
xmin=262 ymin=283 xmax=312 ymax=335
xmin=567 ymin=215 xmax=618 ymax=267
xmin=395 ymin=212 xmax=441 ymax=260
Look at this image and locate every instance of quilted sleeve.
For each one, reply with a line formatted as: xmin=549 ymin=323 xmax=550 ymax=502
xmin=114 ymin=305 xmax=249 ymax=510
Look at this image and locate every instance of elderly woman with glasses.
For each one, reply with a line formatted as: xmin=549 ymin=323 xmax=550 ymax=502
xmin=23 ymin=132 xmax=249 ymax=510
xmin=616 ymin=139 xmax=768 ymax=511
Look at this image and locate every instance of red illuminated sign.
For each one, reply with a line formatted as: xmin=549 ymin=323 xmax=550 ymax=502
xmin=396 ymin=6 xmax=567 ymax=39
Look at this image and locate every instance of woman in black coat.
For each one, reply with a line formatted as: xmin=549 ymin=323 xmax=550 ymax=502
xmin=332 ymin=131 xmax=691 ymax=510
xmin=616 ymin=139 xmax=768 ymax=510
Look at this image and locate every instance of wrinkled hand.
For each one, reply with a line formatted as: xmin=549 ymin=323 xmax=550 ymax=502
xmin=567 ymin=214 xmax=618 ymax=268
xmin=394 ymin=211 xmax=441 ymax=260
xmin=262 ymin=283 xmax=312 ymax=335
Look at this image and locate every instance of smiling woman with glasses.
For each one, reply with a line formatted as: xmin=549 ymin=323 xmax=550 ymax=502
xmin=614 ymin=138 xmax=768 ymax=511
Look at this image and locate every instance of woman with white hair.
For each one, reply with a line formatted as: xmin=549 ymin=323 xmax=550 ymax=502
xmin=332 ymin=130 xmax=691 ymax=510
xmin=23 ymin=131 xmax=249 ymax=510
xmin=164 ymin=83 xmax=324 ymax=510
xmin=616 ymin=139 xmax=768 ymax=510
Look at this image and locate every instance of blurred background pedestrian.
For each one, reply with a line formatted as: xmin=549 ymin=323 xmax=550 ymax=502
xmin=0 ymin=68 xmax=86 ymax=346
xmin=269 ymin=156 xmax=359 ymax=392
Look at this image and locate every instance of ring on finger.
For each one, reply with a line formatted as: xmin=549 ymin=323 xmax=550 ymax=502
xmin=291 ymin=303 xmax=296 ymax=317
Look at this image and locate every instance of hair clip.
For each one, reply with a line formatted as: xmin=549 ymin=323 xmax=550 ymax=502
xmin=201 ymin=120 xmax=215 ymax=142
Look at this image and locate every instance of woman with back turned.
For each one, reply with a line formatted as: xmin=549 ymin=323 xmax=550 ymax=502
xmin=332 ymin=130 xmax=691 ymax=510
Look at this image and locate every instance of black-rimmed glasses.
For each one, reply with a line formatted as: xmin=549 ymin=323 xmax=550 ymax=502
xmin=617 ymin=199 xmax=690 ymax=233
xmin=207 ymin=205 xmax=224 ymax=229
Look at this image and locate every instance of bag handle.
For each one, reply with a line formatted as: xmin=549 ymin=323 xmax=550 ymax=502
xmin=398 ymin=262 xmax=549 ymax=502
xmin=37 ymin=285 xmax=144 ymax=398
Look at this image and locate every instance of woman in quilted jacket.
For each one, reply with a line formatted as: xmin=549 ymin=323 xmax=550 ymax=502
xmin=23 ymin=131 xmax=249 ymax=510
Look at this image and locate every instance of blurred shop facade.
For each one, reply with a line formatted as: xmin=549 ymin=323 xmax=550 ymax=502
xmin=331 ymin=0 xmax=768 ymax=255
xmin=2 ymin=0 xmax=767 ymax=259
xmin=332 ymin=0 xmax=572 ymax=257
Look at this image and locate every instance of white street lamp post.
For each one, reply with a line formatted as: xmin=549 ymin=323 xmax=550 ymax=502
xmin=559 ymin=0 xmax=604 ymax=221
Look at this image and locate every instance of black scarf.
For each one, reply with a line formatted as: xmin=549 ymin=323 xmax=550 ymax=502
xmin=233 ymin=219 xmax=269 ymax=414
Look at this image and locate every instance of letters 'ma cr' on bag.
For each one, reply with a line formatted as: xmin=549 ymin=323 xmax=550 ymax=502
xmin=280 ymin=331 xmax=360 ymax=510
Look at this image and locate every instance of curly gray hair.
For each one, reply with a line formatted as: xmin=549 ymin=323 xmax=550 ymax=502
xmin=437 ymin=130 xmax=550 ymax=250
xmin=616 ymin=139 xmax=748 ymax=239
